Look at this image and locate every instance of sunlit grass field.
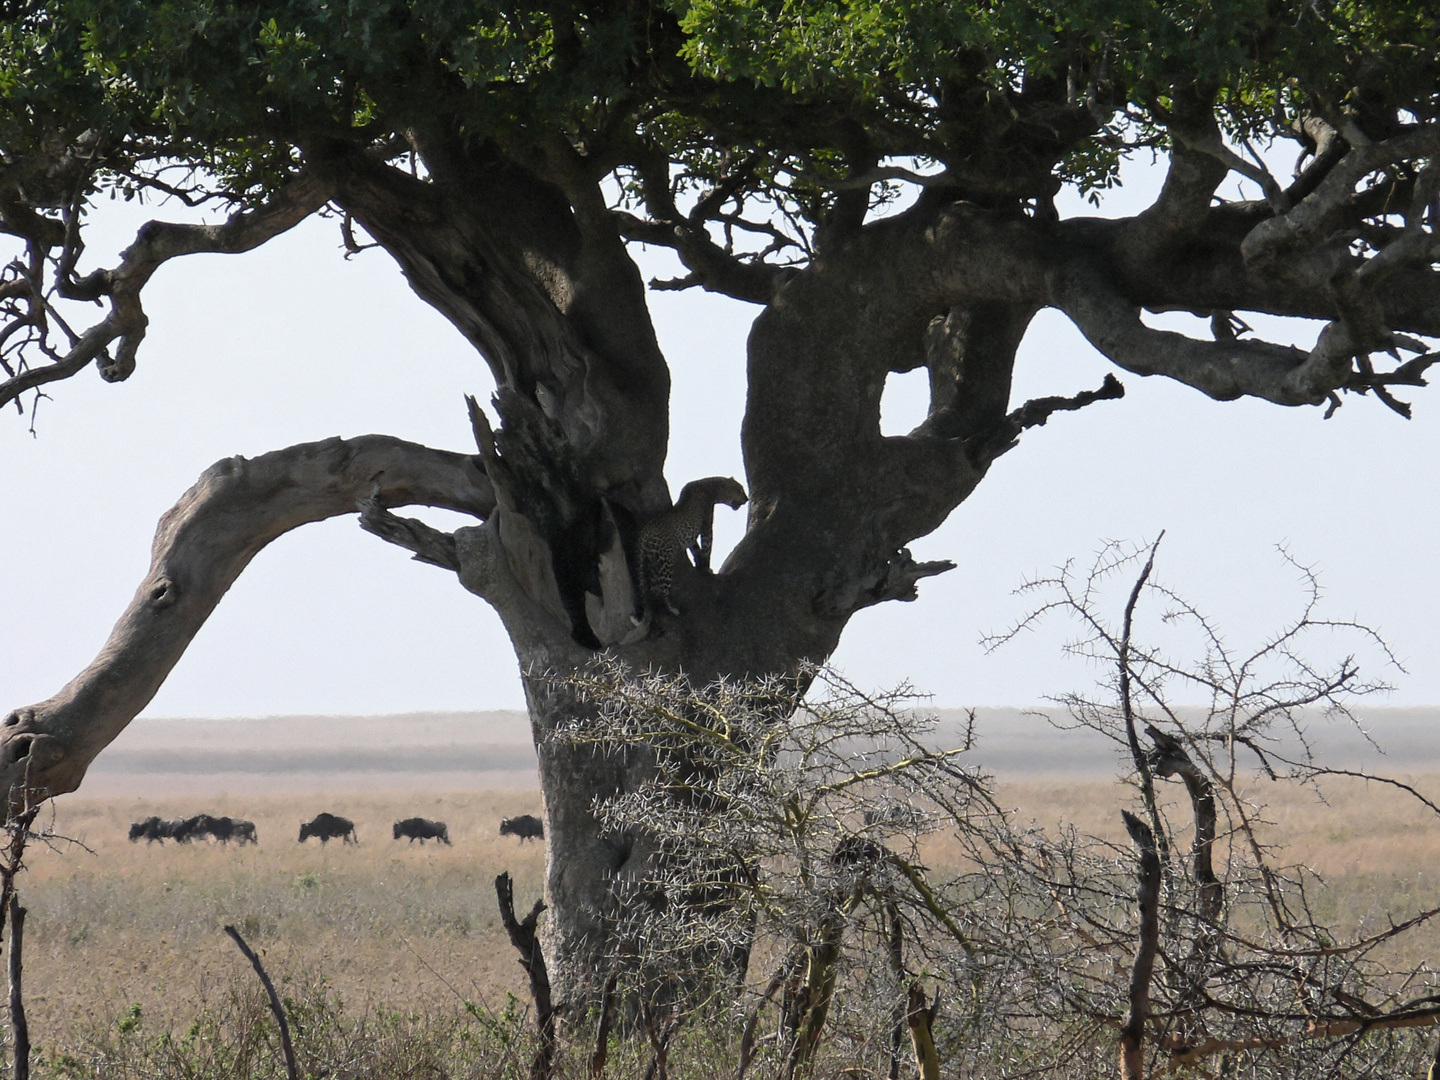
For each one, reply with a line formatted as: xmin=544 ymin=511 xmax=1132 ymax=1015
xmin=19 ymin=790 xmax=547 ymax=1049
xmin=11 ymin=770 xmax=1439 ymax=1068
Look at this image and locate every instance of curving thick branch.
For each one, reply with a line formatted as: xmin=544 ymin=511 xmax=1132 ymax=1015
xmin=0 ymin=435 xmax=493 ymax=812
xmin=1052 ymin=262 xmax=1370 ymax=407
xmin=1240 ymin=126 xmax=1440 ymax=270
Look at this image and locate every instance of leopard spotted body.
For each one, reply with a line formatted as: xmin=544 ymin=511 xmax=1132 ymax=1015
xmin=633 ymin=476 xmax=748 ymax=620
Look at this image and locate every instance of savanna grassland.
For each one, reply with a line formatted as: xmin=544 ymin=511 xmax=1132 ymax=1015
xmin=20 ymin=790 xmax=547 ymax=1049
xmin=4 ymin=711 xmax=1437 ymax=1075
xmin=17 ymin=776 xmax=1440 ymax=1051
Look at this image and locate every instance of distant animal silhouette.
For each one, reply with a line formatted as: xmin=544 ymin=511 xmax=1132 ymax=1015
xmin=499 ymin=814 xmax=544 ymax=842
xmin=232 ymin=819 xmax=258 ymax=844
xmin=299 ymin=812 xmax=357 ymax=844
xmin=393 ymin=817 xmax=450 ymax=844
xmin=129 ymin=814 xmax=258 ymax=845
xmin=190 ymin=814 xmax=226 ymax=843
xmin=128 ymin=816 xmax=182 ymax=844
xmin=831 ymin=834 xmax=886 ymax=868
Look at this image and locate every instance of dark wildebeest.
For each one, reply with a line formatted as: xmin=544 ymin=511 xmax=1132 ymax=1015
xmin=128 ymin=816 xmax=182 ymax=844
xmin=299 ymin=812 xmax=357 ymax=844
xmin=169 ymin=815 xmax=206 ymax=843
xmin=499 ymin=814 xmax=544 ymax=842
xmin=393 ymin=817 xmax=450 ymax=844
xmin=831 ymin=834 xmax=886 ymax=868
xmin=180 ymin=814 xmax=258 ymax=845
xmin=183 ymin=814 xmax=226 ymax=843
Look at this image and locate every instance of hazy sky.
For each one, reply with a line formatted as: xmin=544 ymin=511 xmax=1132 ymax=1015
xmin=3 ymin=161 xmax=1437 ymax=717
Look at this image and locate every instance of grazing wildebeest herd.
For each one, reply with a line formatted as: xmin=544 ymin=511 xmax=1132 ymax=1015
xmin=127 ymin=809 xmax=539 ymax=848
xmin=128 ymin=813 xmax=257 ymax=845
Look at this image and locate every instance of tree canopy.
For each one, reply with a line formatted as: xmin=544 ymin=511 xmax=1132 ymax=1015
xmin=4 ymin=0 xmax=1438 ymax=410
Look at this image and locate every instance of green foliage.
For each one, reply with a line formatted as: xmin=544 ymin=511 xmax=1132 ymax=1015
xmin=3 ymin=0 xmax=1435 ymax=217
xmin=116 ymin=1003 xmax=142 ymax=1035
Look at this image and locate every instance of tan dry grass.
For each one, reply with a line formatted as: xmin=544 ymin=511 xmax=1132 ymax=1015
xmin=998 ymin=771 xmax=1440 ymax=880
xmin=994 ymin=771 xmax=1440 ymax=971
xmin=19 ymin=789 xmax=546 ymax=1048
xmin=12 ymin=771 xmax=1440 ymax=1058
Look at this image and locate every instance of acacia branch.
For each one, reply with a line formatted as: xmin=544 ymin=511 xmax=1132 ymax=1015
xmin=0 ymin=435 xmax=493 ymax=811
xmin=1241 ymin=125 xmax=1440 ymax=268
xmin=224 ymin=925 xmax=299 ymax=1080
xmin=0 ymin=171 xmax=329 ymax=410
xmin=1120 ymin=810 xmax=1161 ymax=1080
xmin=1053 ymin=265 xmax=1361 ymax=406
xmin=1164 ymin=1008 xmax=1440 ymax=1069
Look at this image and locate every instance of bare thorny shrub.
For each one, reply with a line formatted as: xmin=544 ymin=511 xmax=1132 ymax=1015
xmin=547 ymin=539 xmax=1440 ymax=1080
xmin=978 ymin=537 xmax=1440 ymax=1080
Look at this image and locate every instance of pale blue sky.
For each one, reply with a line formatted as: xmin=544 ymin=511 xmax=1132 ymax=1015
xmin=3 ymin=160 xmax=1436 ymax=716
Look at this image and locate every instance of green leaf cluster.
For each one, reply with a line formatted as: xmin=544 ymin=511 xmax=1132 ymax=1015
xmin=2 ymin=0 xmax=1435 ymax=219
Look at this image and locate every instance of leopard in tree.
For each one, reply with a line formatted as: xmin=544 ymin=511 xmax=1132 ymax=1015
xmin=632 ymin=476 xmax=748 ymax=621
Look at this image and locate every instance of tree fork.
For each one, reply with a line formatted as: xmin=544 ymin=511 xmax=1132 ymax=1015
xmin=496 ymin=872 xmax=557 ymax=1080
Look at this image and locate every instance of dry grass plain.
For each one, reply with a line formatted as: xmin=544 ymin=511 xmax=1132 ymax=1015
xmin=21 ymin=789 xmax=547 ymax=1049
xmin=10 ymin=708 xmax=1440 ymax=1065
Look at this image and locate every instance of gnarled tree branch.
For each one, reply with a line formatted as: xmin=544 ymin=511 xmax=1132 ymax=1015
xmin=616 ymin=148 xmax=798 ymax=305
xmin=1241 ymin=125 xmax=1440 ymax=268
xmin=1052 ymin=262 xmax=1361 ymax=406
xmin=357 ymin=497 xmax=462 ymax=571
xmin=0 ymin=435 xmax=493 ymax=810
xmin=0 ymin=170 xmax=329 ymax=411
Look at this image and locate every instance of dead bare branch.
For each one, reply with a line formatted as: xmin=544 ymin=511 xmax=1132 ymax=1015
xmin=223 ymin=925 xmax=299 ymax=1080
xmin=496 ymin=872 xmax=557 ymax=1080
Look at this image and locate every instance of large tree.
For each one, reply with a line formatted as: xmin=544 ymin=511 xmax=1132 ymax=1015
xmin=2 ymin=0 xmax=1437 ymax=997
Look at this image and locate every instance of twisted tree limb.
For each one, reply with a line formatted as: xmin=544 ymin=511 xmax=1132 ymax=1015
xmin=1053 ymin=264 xmax=1359 ymax=406
xmin=1240 ymin=127 xmax=1440 ymax=268
xmin=906 ymin=982 xmax=941 ymax=1080
xmin=495 ymin=872 xmax=557 ymax=1080
xmin=0 ymin=171 xmax=329 ymax=410
xmin=0 ymin=435 xmax=493 ymax=811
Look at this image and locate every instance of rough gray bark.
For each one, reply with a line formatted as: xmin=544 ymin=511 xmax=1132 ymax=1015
xmin=8 ymin=897 xmax=26 ymax=1080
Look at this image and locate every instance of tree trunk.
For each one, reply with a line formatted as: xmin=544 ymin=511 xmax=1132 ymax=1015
xmin=0 ymin=142 xmax=1120 ymax=1010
